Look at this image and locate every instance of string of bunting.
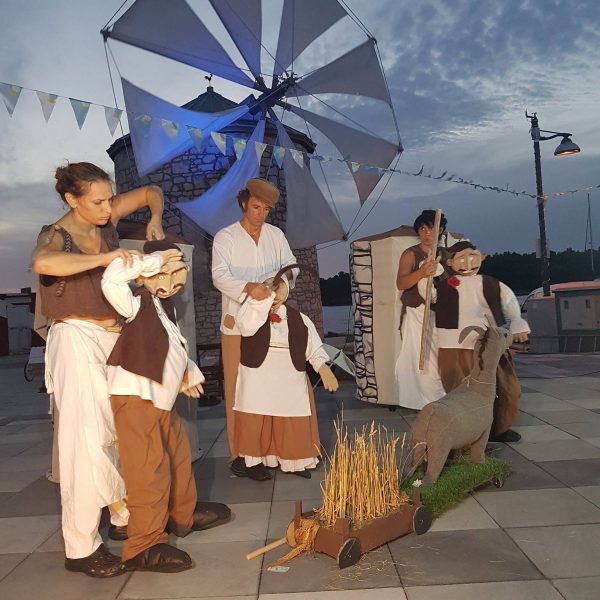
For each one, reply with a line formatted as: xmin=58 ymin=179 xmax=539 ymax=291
xmin=1 ymin=81 xmax=596 ymax=202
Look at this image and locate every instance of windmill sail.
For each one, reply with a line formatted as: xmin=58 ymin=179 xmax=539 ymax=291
xmin=122 ymin=78 xmax=249 ymax=176
xmin=209 ymin=0 xmax=262 ymax=79
xmin=107 ymin=0 xmax=254 ymax=87
xmin=273 ymin=0 xmax=347 ymax=77
xmin=179 ymin=120 xmax=265 ymax=236
xmin=288 ymin=104 xmax=400 ymax=203
xmin=275 ymin=122 xmax=346 ymax=248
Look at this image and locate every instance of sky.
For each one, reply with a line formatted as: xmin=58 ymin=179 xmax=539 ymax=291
xmin=1 ymin=0 xmax=599 ymax=291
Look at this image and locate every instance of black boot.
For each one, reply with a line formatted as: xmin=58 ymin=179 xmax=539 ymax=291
xmin=191 ymin=501 xmax=232 ymax=531
xmin=64 ymin=544 xmax=125 ymax=578
xmin=108 ymin=525 xmax=128 ymax=541
xmin=124 ymin=544 xmax=193 ymax=573
xmin=489 ymin=429 xmax=521 ymax=443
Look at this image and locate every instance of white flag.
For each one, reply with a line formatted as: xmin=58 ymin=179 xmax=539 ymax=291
xmin=187 ymin=126 xmax=203 ymax=150
xmin=37 ymin=91 xmax=58 ymax=122
xmin=273 ymin=146 xmax=286 ymax=169
xmin=254 ymin=141 xmax=267 ymax=162
xmin=0 ymin=83 xmax=22 ymax=116
xmin=69 ymin=98 xmax=91 ymax=129
xmin=350 ymin=161 xmax=360 ymax=173
xmin=104 ymin=106 xmax=123 ymax=136
xmin=160 ymin=118 xmax=179 ymax=142
xmin=211 ymin=131 xmax=227 ymax=154
xmin=132 ymin=114 xmax=152 ymax=138
xmin=290 ymin=148 xmax=304 ymax=168
xmin=233 ymin=137 xmax=247 ymax=160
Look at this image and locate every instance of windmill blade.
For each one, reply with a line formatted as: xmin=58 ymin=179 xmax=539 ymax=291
xmin=107 ymin=0 xmax=254 ymax=88
xmin=209 ymin=0 xmax=262 ymax=79
xmin=122 ymin=78 xmax=249 ymax=176
xmin=293 ymin=40 xmax=393 ymax=108
xmin=275 ymin=121 xmax=346 ymax=248
xmin=178 ymin=119 xmax=265 ymax=236
xmin=288 ymin=104 xmax=400 ymax=203
xmin=274 ymin=0 xmax=347 ymax=77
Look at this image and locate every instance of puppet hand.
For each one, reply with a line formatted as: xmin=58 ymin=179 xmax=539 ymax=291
xmin=246 ymin=282 xmax=272 ymax=300
xmin=146 ymin=220 xmax=165 ymax=241
xmin=155 ymin=249 xmax=184 ymax=272
xmin=182 ymin=384 xmax=204 ymax=398
xmin=513 ymin=331 xmax=529 ymax=343
xmin=319 ymin=364 xmax=339 ymax=393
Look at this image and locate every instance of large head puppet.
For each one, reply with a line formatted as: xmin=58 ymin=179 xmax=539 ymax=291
xmin=445 ymin=241 xmax=485 ymax=276
xmin=140 ymin=239 xmax=190 ymax=299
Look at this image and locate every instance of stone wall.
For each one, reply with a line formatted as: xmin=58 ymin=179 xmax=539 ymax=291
xmin=110 ymin=125 xmax=323 ymax=346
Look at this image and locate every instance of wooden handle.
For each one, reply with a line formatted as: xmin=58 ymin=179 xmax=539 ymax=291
xmin=245 ymin=537 xmax=287 ymax=560
xmin=419 ymin=208 xmax=442 ymax=371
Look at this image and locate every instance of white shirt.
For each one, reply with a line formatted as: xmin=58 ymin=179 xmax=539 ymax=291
xmin=212 ymin=221 xmax=298 ymax=335
xmin=437 ymin=275 xmax=531 ymax=349
xmin=101 ymin=254 xmax=204 ymax=411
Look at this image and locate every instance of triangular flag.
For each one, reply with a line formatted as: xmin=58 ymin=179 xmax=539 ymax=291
xmin=349 ymin=161 xmax=360 ymax=173
xmin=132 ymin=114 xmax=153 ymax=138
xmin=233 ymin=137 xmax=247 ymax=160
xmin=0 ymin=83 xmax=22 ymax=116
xmin=37 ymin=91 xmax=58 ymax=122
xmin=254 ymin=141 xmax=267 ymax=162
xmin=290 ymin=148 xmax=304 ymax=168
xmin=273 ymin=146 xmax=286 ymax=169
xmin=104 ymin=106 xmax=122 ymax=136
xmin=187 ymin=126 xmax=203 ymax=150
xmin=160 ymin=118 xmax=179 ymax=142
xmin=69 ymin=98 xmax=91 ymax=129
xmin=211 ymin=131 xmax=227 ymax=154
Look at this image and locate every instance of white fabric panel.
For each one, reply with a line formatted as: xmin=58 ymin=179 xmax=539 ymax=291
xmin=209 ymin=0 xmax=262 ymax=78
xmin=110 ymin=0 xmax=253 ymax=87
xmin=122 ymin=78 xmax=249 ymax=176
xmin=275 ymin=121 xmax=345 ymax=248
xmin=293 ymin=40 xmax=392 ymax=107
xmin=179 ymin=119 xmax=265 ymax=235
xmin=288 ymin=104 xmax=399 ymax=203
xmin=274 ymin=0 xmax=346 ymax=77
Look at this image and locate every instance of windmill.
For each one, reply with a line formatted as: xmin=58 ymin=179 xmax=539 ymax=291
xmin=101 ymin=0 xmax=402 ymax=249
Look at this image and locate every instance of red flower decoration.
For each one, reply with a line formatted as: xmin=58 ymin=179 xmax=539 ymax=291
xmin=270 ymin=313 xmax=282 ymax=323
xmin=447 ymin=276 xmax=461 ymax=288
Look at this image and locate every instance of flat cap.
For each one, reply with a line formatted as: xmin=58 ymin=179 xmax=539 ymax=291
xmin=246 ymin=178 xmax=280 ymax=208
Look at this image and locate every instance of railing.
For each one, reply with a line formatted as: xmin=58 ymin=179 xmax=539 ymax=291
xmin=529 ymin=334 xmax=600 ymax=353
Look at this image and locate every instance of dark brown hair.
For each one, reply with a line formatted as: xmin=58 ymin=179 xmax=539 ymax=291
xmin=413 ymin=209 xmax=447 ymax=235
xmin=447 ymin=241 xmax=477 ymax=256
xmin=237 ymin=188 xmax=250 ymax=210
xmin=54 ymin=162 xmax=111 ymax=203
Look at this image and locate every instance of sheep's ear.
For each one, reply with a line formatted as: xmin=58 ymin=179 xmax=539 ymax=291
xmin=485 ymin=314 xmax=495 ymax=328
xmin=459 ymin=325 xmax=485 ymax=344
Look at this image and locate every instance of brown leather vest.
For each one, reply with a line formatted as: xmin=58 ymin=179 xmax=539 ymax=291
xmin=106 ymin=289 xmax=176 ymax=383
xmin=240 ymin=306 xmax=308 ymax=371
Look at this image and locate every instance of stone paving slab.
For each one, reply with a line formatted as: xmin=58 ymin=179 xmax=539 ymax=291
xmin=404 ymin=580 xmax=564 ymax=600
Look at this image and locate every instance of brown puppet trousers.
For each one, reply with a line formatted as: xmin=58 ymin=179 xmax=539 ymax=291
xmin=110 ymin=395 xmax=196 ymax=561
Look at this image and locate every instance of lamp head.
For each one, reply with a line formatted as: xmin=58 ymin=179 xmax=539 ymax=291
xmin=554 ymin=136 xmax=581 ymax=156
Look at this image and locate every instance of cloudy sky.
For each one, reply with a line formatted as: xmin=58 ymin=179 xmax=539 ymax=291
xmin=1 ymin=0 xmax=599 ymax=291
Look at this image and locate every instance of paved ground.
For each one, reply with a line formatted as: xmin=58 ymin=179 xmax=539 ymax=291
xmin=1 ymin=352 xmax=600 ymax=600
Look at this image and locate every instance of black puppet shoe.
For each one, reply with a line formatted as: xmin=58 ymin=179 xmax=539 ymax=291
xmin=246 ymin=463 xmax=273 ymax=481
xmin=64 ymin=543 xmax=125 ymax=578
xmin=124 ymin=543 xmax=193 ymax=573
xmin=108 ymin=525 xmax=128 ymax=541
xmin=191 ymin=501 xmax=232 ymax=531
xmin=489 ymin=429 xmax=522 ymax=443
xmin=230 ymin=456 xmax=249 ymax=477
xmin=288 ymin=469 xmax=312 ymax=479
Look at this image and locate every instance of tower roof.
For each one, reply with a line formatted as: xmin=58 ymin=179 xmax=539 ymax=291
xmin=182 ymin=85 xmax=239 ymax=113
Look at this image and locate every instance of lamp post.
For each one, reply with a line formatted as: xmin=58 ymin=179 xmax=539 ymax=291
xmin=526 ymin=111 xmax=580 ymax=297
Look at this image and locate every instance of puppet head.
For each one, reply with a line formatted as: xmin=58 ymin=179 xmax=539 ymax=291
xmin=141 ymin=240 xmax=189 ymax=298
xmin=263 ymin=276 xmax=289 ymax=312
xmin=446 ymin=241 xmax=486 ymax=276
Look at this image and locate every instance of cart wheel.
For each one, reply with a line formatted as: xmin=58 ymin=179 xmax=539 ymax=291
xmin=337 ymin=537 xmax=361 ymax=569
xmin=23 ymin=363 xmax=34 ymax=382
xmin=493 ymin=477 xmax=504 ymax=488
xmin=413 ymin=505 xmax=432 ymax=535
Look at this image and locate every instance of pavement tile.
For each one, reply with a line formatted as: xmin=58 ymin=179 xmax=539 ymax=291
xmin=562 ymin=397 xmax=600 ymax=410
xmin=484 ymin=442 xmax=530 ymax=464
xmin=512 ymin=425 xmax=576 ymax=442
xmin=120 ymin=541 xmax=261 ymax=599
xmin=205 ymin=441 xmax=231 ymax=458
xmin=0 ymin=476 xmax=60 ymax=517
xmin=389 ymin=529 xmax=541 ymax=586
xmin=194 ymin=457 xmax=231 ymax=481
xmin=178 ymin=502 xmax=270 ymax=545
xmin=0 ymin=551 xmax=126 ymax=600
xmin=0 ymin=470 xmax=45 ymax=493
xmin=0 ymin=431 xmax=52 ymax=445
xmin=405 ymin=580 xmax=564 ymax=599
xmin=196 ymin=473 xmax=275 ymax=504
xmin=261 ymin=589 xmax=407 ymax=600
xmin=512 ymin=412 xmax=547 ymax=426
xmin=477 ymin=460 xmax=565 ymax=492
xmin=532 ymin=410 xmax=600 ymax=426
xmin=271 ymin=468 xmax=326 ymax=502
xmin=0 ymin=515 xmax=60 ymax=553
xmin=474 ymin=488 xmax=600 ymax=527
xmin=585 ymin=437 xmax=600 ymax=448
xmin=0 ymin=453 xmax=50 ymax=473
xmin=508 ymin=524 xmax=600 ymax=578
xmin=0 ymin=443 xmax=31 ymax=458
xmin=519 ymin=394 xmax=577 ymax=412
xmin=556 ymin=422 xmax=600 ymax=438
xmin=510 ymin=440 xmax=600 ymax=462
xmin=572 ymin=486 xmax=600 ymax=508
xmin=538 ymin=459 xmax=600 ymax=486
xmin=259 ymin=543 xmax=400 ymax=594
xmin=429 ymin=496 xmax=498 ymax=531
xmin=552 ymin=577 xmax=600 ymax=600
xmin=266 ymin=498 xmax=322 ymax=539
xmin=0 ymin=553 xmax=27 ymax=580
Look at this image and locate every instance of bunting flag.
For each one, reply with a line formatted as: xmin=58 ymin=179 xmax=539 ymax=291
xmin=132 ymin=114 xmax=153 ymax=138
xmin=350 ymin=161 xmax=361 ymax=173
xmin=36 ymin=91 xmax=58 ymax=122
xmin=290 ymin=148 xmax=304 ymax=168
xmin=233 ymin=137 xmax=247 ymax=160
xmin=211 ymin=131 xmax=227 ymax=154
xmin=0 ymin=83 xmax=22 ymax=116
xmin=254 ymin=141 xmax=267 ymax=162
xmin=104 ymin=106 xmax=123 ymax=136
xmin=273 ymin=145 xmax=286 ymax=169
xmin=69 ymin=98 xmax=91 ymax=129
xmin=187 ymin=126 xmax=203 ymax=150
xmin=160 ymin=118 xmax=179 ymax=142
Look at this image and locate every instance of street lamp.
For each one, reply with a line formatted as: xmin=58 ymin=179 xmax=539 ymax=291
xmin=525 ymin=111 xmax=581 ymax=297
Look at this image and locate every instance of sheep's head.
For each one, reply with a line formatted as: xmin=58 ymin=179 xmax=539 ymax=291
xmin=459 ymin=317 xmax=513 ymax=371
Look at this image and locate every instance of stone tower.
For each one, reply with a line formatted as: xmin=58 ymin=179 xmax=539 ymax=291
xmin=107 ymin=86 xmax=324 ymax=345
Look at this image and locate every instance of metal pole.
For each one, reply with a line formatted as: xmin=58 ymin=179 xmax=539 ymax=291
xmin=530 ymin=114 xmax=551 ymax=296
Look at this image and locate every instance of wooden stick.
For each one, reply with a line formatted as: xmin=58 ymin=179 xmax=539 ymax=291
xmin=418 ymin=208 xmax=442 ymax=371
xmin=245 ymin=537 xmax=287 ymax=560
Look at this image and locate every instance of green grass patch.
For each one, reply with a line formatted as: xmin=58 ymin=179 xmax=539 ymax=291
xmin=402 ymin=456 xmax=512 ymax=518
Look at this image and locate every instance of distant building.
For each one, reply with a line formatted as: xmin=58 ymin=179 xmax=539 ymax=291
xmin=0 ymin=288 xmax=36 ymax=355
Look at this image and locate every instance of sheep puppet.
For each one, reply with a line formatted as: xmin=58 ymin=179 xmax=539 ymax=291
xmin=409 ymin=321 xmax=513 ymax=486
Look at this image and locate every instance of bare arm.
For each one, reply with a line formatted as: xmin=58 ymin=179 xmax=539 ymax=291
xmin=31 ymin=227 xmax=134 ymax=277
xmin=111 ymin=185 xmax=165 ymax=241
xmin=396 ymin=249 xmax=437 ymax=290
